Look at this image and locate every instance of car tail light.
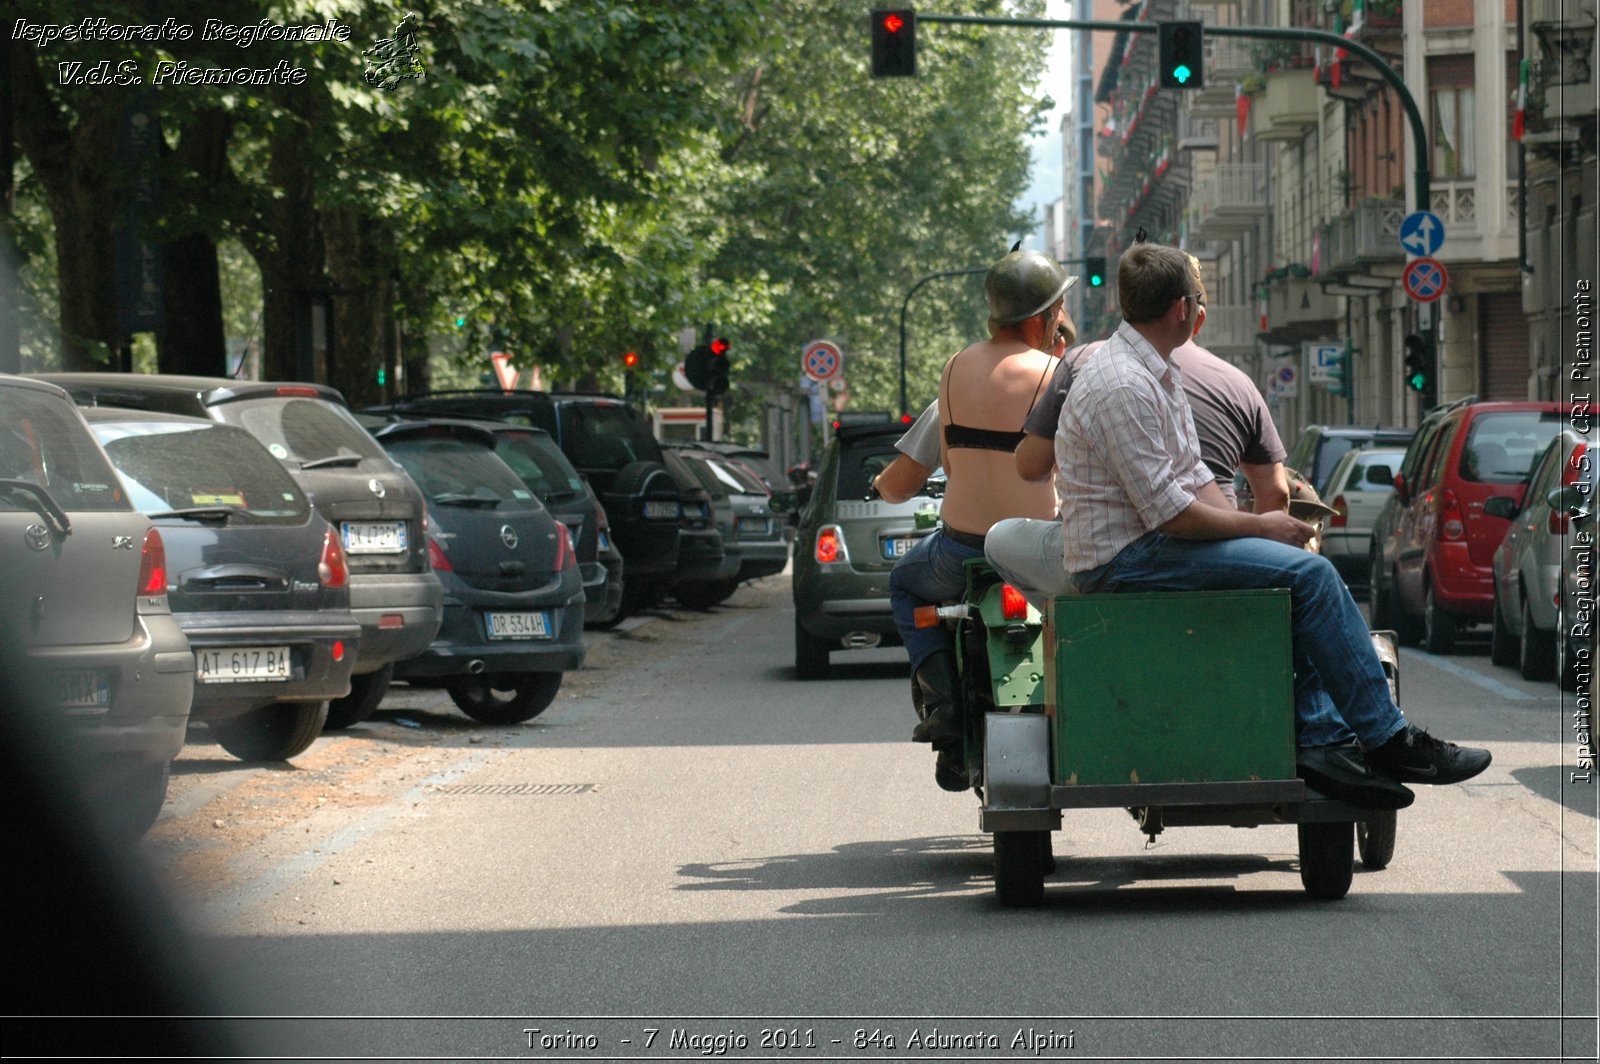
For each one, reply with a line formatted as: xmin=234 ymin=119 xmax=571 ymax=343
xmin=1329 ymin=494 xmax=1348 ymax=528
xmin=1551 ymin=442 xmax=1588 ymax=535
xmin=1000 ymin=584 xmax=1029 ymax=620
xmin=554 ymin=522 xmax=576 ymax=572
xmin=318 ymin=528 xmax=349 ymax=588
xmin=137 ymin=529 xmax=167 ymax=596
xmin=1438 ymin=489 xmax=1465 ymax=540
xmin=275 ymin=385 xmax=321 ymax=397
xmin=332 ymin=640 xmax=346 ymax=663
xmin=428 ymin=537 xmax=454 ymax=572
xmin=815 ymin=525 xmax=843 ymax=564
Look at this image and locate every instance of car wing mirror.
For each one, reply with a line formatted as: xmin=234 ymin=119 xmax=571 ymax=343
xmin=1548 ymin=483 xmax=1592 ymax=517
xmin=1392 ymin=472 xmax=1409 ymax=504
xmin=1483 ymin=495 xmax=1518 ymax=520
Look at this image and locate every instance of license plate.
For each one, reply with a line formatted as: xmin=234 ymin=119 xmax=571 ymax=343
xmin=643 ymin=500 xmax=680 ymax=520
xmin=737 ymin=517 xmax=772 ymax=536
xmin=51 ymin=669 xmax=111 ymax=709
xmin=196 ymin=646 xmax=291 ymax=683
xmin=597 ymin=529 xmax=613 ymax=552
xmin=341 ymin=520 xmax=407 ymax=554
xmin=882 ymin=536 xmax=919 ymax=559
xmin=487 ymin=611 xmax=553 ymax=639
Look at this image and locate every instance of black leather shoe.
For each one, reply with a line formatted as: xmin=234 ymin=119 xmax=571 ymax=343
xmin=1367 ymin=724 xmax=1492 ymax=785
xmin=933 ymin=746 xmax=969 ymax=792
xmin=1297 ymin=742 xmax=1415 ymax=810
xmin=910 ymin=651 xmax=961 ymax=745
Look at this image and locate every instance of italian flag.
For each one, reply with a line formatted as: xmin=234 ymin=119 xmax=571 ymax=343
xmin=1513 ymin=58 xmax=1529 ymax=141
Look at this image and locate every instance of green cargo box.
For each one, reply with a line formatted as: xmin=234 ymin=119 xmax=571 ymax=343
xmin=1046 ymin=589 xmax=1296 ymax=787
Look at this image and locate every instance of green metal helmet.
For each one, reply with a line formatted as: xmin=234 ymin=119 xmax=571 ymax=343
xmin=985 ymin=250 xmax=1076 ymax=326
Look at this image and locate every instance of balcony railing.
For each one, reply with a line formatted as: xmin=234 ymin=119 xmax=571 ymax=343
xmin=1187 ymin=163 xmax=1269 ymax=240
xmin=1254 ymin=68 xmax=1319 ymax=143
xmin=1190 ymin=36 xmax=1255 ymax=117
xmin=1178 ymin=111 xmax=1219 ymax=152
xmin=1320 ymin=198 xmax=1405 ymax=275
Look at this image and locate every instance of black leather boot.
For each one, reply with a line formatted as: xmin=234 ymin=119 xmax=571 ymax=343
xmin=910 ymin=651 xmax=961 ymax=745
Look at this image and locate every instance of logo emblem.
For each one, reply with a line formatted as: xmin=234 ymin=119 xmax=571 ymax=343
xmin=368 ymin=478 xmax=386 ymax=498
xmin=111 ymin=535 xmax=134 ymax=550
xmin=499 ymin=525 xmax=519 ymax=550
xmin=24 ymin=524 xmax=50 ymax=551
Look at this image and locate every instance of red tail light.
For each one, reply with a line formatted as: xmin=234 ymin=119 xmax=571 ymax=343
xmin=1000 ymin=584 xmax=1029 ymax=620
xmin=427 ymin=537 xmax=454 ymax=572
xmin=318 ymin=528 xmax=349 ymax=588
xmin=815 ymin=526 xmax=842 ymax=563
xmin=554 ymin=522 xmax=576 ymax=572
xmin=275 ymin=385 xmax=321 ymax=397
xmin=137 ymin=529 xmax=167 ymax=596
xmin=1438 ymin=489 xmax=1465 ymax=540
xmin=1329 ymin=494 xmax=1348 ymax=528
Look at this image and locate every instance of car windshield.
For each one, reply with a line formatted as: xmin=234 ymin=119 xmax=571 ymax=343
xmin=383 ymin=435 xmax=541 ymax=511
xmin=837 ymin=439 xmax=903 ymax=499
xmin=1458 ymin=411 xmax=1567 ymax=484
xmin=564 ymin=403 xmax=663 ymax=467
xmin=494 ymin=432 xmax=586 ymax=501
xmin=94 ymin=422 xmax=310 ymax=523
xmin=217 ymin=397 xmax=392 ymax=470
xmin=0 ymin=388 xmax=127 ymax=512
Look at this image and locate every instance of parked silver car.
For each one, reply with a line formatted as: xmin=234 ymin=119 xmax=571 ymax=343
xmin=0 ymin=375 xmax=193 ymax=837
xmin=1320 ymin=446 xmax=1405 ymax=588
xmin=1488 ymin=427 xmax=1594 ymax=689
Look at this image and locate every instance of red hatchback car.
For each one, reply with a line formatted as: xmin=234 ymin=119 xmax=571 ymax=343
xmin=1372 ymin=399 xmax=1569 ymax=653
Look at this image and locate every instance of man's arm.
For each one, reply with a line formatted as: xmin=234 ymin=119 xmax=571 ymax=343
xmin=1242 ymin=461 xmax=1290 ymax=514
xmin=873 ymin=454 xmax=934 ymax=504
xmin=1159 ymin=497 xmax=1313 ymax=547
xmin=1015 ymin=432 xmax=1055 ymax=482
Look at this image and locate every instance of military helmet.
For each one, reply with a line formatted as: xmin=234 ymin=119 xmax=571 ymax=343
xmin=985 ymin=250 xmax=1076 ymax=326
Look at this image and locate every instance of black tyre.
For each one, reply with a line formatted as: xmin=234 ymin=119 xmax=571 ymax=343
xmin=795 ymin=622 xmax=831 ymax=680
xmin=1489 ymin=594 xmax=1518 ymax=667
xmin=674 ymin=579 xmax=739 ymax=610
xmin=993 ymin=830 xmax=1049 ymax=907
xmin=1356 ymin=810 xmax=1397 ymax=870
xmin=211 ymin=701 xmax=329 ymax=762
xmin=1369 ymin=549 xmax=1397 ymax=630
xmin=1392 ymin=572 xmax=1424 ymax=646
xmin=323 ymin=664 xmax=393 ymax=730
xmin=447 ymin=672 xmax=562 ymax=724
xmin=1518 ymin=596 xmax=1556 ymax=681
xmin=1298 ymin=821 xmax=1354 ymax=900
xmin=99 ymin=761 xmax=170 ymax=840
xmin=585 ymin=584 xmax=631 ymax=630
xmin=1422 ymin=583 xmax=1457 ymax=655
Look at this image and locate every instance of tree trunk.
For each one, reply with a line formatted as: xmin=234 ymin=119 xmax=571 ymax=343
xmin=159 ymin=233 xmax=227 ymax=376
xmin=323 ymin=204 xmax=394 ymax=408
xmin=256 ymin=127 xmax=325 ymax=382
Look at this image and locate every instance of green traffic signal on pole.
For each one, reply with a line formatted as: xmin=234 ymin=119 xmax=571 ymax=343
xmin=870 ymin=9 xmax=916 ymax=78
xmin=1085 ymin=255 xmax=1107 ymax=288
xmin=1402 ymin=334 xmax=1430 ymax=393
xmin=1158 ymin=21 xmax=1205 ymax=91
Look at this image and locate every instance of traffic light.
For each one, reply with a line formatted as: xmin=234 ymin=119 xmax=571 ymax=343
xmin=622 ymin=351 xmax=640 ymax=370
xmin=706 ymin=337 xmax=731 ymax=396
xmin=1085 ymin=255 xmax=1107 ymax=288
xmin=870 ymin=9 xmax=916 ymax=78
xmin=684 ymin=343 xmax=711 ymax=390
xmin=1326 ymin=347 xmax=1350 ymax=397
xmin=1158 ymin=21 xmax=1205 ymax=90
xmin=1402 ymin=334 xmax=1430 ymax=394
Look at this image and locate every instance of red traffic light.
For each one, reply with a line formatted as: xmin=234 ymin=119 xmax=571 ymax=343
xmin=883 ymin=13 xmax=904 ymax=33
xmin=709 ymin=337 xmax=729 ymax=356
xmin=900 ymin=413 xmax=913 ymax=424
xmin=623 ymin=351 xmax=640 ymax=368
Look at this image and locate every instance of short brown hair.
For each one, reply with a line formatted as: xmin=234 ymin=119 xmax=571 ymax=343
xmin=1118 ymin=244 xmax=1192 ymax=324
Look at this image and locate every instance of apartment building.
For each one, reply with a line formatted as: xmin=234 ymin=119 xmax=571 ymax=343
xmin=1075 ymin=0 xmax=1582 ymax=440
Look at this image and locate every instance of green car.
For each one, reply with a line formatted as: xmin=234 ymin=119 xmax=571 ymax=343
xmin=779 ymin=423 xmax=943 ymax=679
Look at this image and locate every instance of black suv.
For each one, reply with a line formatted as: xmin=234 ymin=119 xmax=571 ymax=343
xmin=36 ymin=374 xmax=444 ymax=725
xmin=365 ymin=391 xmax=681 ymax=617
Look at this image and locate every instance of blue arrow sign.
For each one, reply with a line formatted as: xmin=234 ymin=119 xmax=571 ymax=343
xmin=1399 ymin=210 xmax=1445 ymax=257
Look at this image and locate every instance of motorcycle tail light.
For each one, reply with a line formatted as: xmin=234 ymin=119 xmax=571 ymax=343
xmin=815 ymin=526 xmax=842 ymax=564
xmin=554 ymin=522 xmax=576 ymax=572
xmin=318 ymin=528 xmax=349 ymax=588
xmin=137 ymin=529 xmax=167 ymax=596
xmin=1000 ymin=584 xmax=1029 ymax=620
xmin=1329 ymin=494 xmax=1348 ymax=528
xmin=428 ymin=537 xmax=454 ymax=572
xmin=1439 ymin=489 xmax=1465 ymax=540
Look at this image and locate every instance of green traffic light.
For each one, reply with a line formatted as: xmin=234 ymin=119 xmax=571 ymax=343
xmin=1173 ymin=65 xmax=1191 ymax=84
xmin=1407 ymin=372 xmax=1427 ymax=392
xmin=454 ymin=316 xmax=466 ymax=328
xmin=1088 ymin=273 xmax=1104 ymax=287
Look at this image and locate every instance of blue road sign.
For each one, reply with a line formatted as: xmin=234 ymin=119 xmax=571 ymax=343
xmin=1399 ymin=210 xmax=1445 ymax=257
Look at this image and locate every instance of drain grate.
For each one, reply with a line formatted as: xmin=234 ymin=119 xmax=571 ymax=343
xmin=434 ymin=783 xmax=597 ymax=796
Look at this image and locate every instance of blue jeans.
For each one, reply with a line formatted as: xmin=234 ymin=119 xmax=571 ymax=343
xmin=1076 ymin=532 xmax=1405 ymax=750
xmin=889 ymin=529 xmax=985 ymax=673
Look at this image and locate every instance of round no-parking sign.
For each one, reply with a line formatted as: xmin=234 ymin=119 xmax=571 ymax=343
xmin=803 ymin=340 xmax=843 ymax=382
xmin=1403 ymin=257 xmax=1448 ymax=303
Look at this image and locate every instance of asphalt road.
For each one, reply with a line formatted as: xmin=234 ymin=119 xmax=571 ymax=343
xmin=46 ymin=576 xmax=1600 ymax=1061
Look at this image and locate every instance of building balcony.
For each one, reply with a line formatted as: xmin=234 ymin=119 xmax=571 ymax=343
xmin=1319 ymin=198 xmax=1405 ymax=278
xmin=1186 ymin=162 xmax=1269 ymax=241
xmin=1190 ymin=36 xmax=1254 ymax=118
xmin=1344 ymin=1 xmax=1404 ymax=59
xmin=1260 ymin=275 xmax=1340 ymax=345
xmin=1253 ymin=67 xmax=1319 ymax=143
xmin=1178 ymin=111 xmax=1219 ymax=153
xmin=1201 ymin=303 xmax=1258 ymax=359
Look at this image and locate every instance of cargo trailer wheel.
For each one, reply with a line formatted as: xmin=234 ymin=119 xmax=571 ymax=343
xmin=1356 ymin=810 xmax=1397 ymax=870
xmin=1298 ymin=821 xmax=1354 ymax=900
xmin=211 ymin=701 xmax=329 ymax=762
xmin=993 ymin=830 xmax=1049 ymax=907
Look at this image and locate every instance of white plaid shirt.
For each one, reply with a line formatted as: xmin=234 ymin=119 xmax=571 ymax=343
xmin=1055 ymin=321 xmax=1214 ymax=571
